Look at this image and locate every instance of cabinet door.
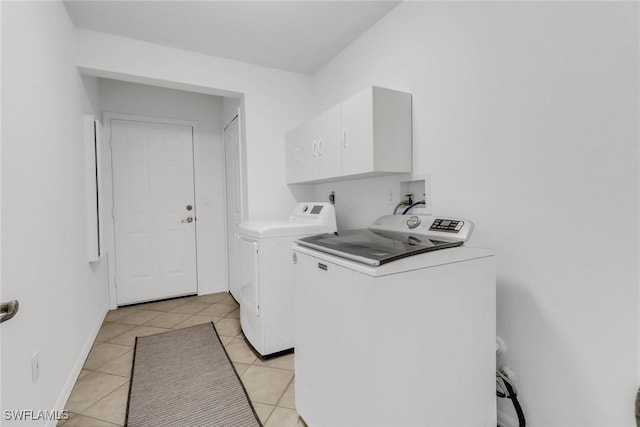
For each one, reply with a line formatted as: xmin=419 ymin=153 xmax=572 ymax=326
xmin=285 ymin=129 xmax=303 ymax=183
xmin=285 ymin=123 xmax=315 ymax=183
xmin=341 ymin=87 xmax=374 ymax=176
xmin=314 ymin=105 xmax=342 ymax=180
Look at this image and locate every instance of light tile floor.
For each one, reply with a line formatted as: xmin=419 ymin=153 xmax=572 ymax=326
xmin=59 ymin=293 xmax=303 ymax=427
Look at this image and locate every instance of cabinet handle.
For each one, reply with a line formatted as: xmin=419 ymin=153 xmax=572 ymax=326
xmin=342 ymin=129 xmax=347 ymax=149
xmin=318 ymin=138 xmax=323 ymax=155
xmin=294 ymin=147 xmax=300 ymax=161
xmin=312 ymin=140 xmax=318 ymax=157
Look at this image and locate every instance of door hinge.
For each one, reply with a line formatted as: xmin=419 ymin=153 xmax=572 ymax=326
xmin=111 ymin=208 xmax=115 ymax=219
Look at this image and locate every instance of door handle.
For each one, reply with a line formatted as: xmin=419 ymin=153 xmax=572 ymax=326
xmin=181 ymin=217 xmax=194 ymax=223
xmin=0 ymin=300 xmax=19 ymax=324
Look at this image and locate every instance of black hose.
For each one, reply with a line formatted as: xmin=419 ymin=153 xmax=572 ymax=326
xmin=502 ymin=379 xmax=526 ymax=427
xmin=401 ymin=200 xmax=425 ymax=214
xmin=393 ymin=200 xmax=411 ymax=215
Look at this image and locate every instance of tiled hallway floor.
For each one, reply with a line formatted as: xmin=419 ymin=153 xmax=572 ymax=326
xmin=60 ymin=292 xmax=302 ymax=427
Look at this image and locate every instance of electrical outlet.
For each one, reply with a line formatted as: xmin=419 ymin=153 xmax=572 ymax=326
xmin=31 ymin=352 xmax=40 ymax=383
xmin=385 ymin=186 xmax=396 ymax=205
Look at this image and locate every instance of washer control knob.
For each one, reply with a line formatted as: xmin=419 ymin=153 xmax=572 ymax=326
xmin=406 ymin=215 xmax=421 ymax=229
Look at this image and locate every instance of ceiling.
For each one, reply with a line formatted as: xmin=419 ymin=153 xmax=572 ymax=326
xmin=64 ymin=1 xmax=400 ymax=75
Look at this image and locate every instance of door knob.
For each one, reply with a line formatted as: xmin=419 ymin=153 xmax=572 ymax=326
xmin=0 ymin=300 xmax=19 ymax=324
xmin=186 ymin=205 xmax=193 ymax=211
xmin=182 ymin=217 xmax=194 ymax=223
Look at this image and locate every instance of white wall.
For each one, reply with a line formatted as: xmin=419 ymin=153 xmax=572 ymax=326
xmin=75 ymin=29 xmax=316 ymax=222
xmin=1 ymin=2 xmax=109 ymax=424
xmin=98 ymin=79 xmax=227 ymax=296
xmin=312 ymin=2 xmax=639 ymax=426
xmin=80 ymin=75 xmax=100 ymax=114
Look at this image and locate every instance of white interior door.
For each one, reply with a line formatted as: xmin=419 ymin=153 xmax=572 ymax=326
xmin=224 ymin=115 xmax=243 ymax=300
xmin=111 ymin=119 xmax=197 ymax=305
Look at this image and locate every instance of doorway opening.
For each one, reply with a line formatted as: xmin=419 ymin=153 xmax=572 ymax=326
xmin=91 ymin=77 xmax=246 ymax=308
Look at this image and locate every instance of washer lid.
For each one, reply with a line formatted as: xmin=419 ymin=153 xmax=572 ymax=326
xmin=238 ymin=221 xmax=337 ymax=238
xmin=296 ymin=229 xmax=463 ymax=266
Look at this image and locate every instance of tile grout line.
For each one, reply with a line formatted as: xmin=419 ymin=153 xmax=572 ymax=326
xmin=73 ymin=412 xmax=121 ymax=427
xmin=261 ymin=404 xmax=275 ymax=426
xmin=275 ymin=376 xmax=295 ymax=409
xmin=93 ymin=350 xmax=135 ymax=379
xmin=80 ymin=365 xmax=129 ymax=377
xmin=251 ymin=363 xmax=295 ymax=373
xmin=79 ymin=381 xmax=130 ymax=425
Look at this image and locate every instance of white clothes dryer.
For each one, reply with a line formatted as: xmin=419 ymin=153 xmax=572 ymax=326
xmin=236 ymin=202 xmax=336 ymax=357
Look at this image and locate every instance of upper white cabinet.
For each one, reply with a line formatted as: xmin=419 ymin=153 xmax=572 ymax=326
xmin=285 ymin=86 xmax=412 ymax=184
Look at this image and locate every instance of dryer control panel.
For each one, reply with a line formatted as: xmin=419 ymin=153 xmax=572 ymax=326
xmin=289 ymin=203 xmax=337 ymax=228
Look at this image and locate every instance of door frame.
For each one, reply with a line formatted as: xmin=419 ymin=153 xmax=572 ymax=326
xmin=103 ymin=112 xmax=201 ymax=309
xmin=222 ymin=110 xmax=247 ymax=297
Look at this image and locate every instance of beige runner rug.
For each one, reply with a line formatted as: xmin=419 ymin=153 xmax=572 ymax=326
xmin=126 ymin=322 xmax=261 ymax=427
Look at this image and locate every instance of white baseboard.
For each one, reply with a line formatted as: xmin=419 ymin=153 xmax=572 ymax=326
xmin=498 ymin=409 xmax=518 ymax=427
xmin=47 ymin=304 xmax=108 ymax=427
xmin=197 ymin=284 xmax=230 ymax=296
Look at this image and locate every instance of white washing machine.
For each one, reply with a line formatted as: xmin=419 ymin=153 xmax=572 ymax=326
xmin=293 ymin=214 xmax=496 ymax=426
xmin=236 ymin=202 xmax=336 ymax=357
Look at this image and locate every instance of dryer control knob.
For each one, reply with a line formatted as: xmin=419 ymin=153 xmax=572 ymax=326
xmin=406 ymin=215 xmax=421 ymax=229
